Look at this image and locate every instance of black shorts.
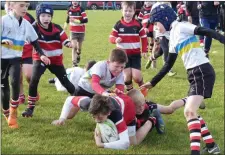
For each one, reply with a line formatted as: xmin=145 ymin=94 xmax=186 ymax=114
xmin=187 ymin=63 xmax=215 ymax=99
xmin=71 ymin=32 xmax=85 ymax=42
xmin=21 ymin=57 xmax=32 ymax=64
xmin=125 ymin=54 xmax=141 ymax=70
xmin=75 ymin=86 xmax=94 ymax=98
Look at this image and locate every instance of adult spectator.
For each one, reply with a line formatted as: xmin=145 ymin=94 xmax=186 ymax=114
xmin=198 ymin=1 xmax=220 ymax=57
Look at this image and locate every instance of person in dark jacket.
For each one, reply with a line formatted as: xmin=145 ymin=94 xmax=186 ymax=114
xmin=198 ymin=1 xmax=220 ymax=57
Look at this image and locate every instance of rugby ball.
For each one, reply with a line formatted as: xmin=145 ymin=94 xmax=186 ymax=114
xmin=96 ymin=119 xmax=119 ymax=143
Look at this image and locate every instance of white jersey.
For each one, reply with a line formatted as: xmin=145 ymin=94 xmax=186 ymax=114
xmin=55 ymin=67 xmax=85 ymax=91
xmin=169 ymin=21 xmax=209 ymax=69
xmin=78 ymin=61 xmax=124 ymax=94
xmin=1 ymin=12 xmax=38 ymax=59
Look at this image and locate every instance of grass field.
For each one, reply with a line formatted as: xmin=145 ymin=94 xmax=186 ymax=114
xmin=1 ymin=10 xmax=224 ymax=154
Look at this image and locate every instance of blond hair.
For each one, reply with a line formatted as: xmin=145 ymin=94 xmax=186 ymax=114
xmin=127 ymin=89 xmax=145 ymax=106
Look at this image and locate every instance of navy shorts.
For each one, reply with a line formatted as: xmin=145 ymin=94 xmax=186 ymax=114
xmin=187 ymin=63 xmax=215 ymax=99
xmin=125 ymin=54 xmax=141 ymax=70
xmin=21 ymin=57 xmax=33 ymax=64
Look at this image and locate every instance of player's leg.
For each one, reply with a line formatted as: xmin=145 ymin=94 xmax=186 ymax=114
xmin=19 ymin=58 xmax=33 ymax=104
xmin=71 ymin=33 xmax=79 ymax=67
xmin=8 ymin=59 xmax=21 ymax=128
xmin=48 ymin=65 xmax=75 ymax=95
xmin=1 ymin=59 xmax=11 ymax=122
xmin=124 ymin=56 xmax=133 ymax=92
xmin=76 ymin=33 xmax=85 ymax=65
xmin=22 ymin=60 xmax=46 ymax=117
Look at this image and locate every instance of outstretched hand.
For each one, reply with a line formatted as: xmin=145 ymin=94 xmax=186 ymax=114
xmin=140 ymin=82 xmax=153 ymax=90
xmin=51 ymin=118 xmax=66 ymax=126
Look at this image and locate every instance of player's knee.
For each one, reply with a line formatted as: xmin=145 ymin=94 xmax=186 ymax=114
xmin=73 ymin=47 xmax=78 ymax=52
xmin=184 ymin=108 xmax=197 ymax=118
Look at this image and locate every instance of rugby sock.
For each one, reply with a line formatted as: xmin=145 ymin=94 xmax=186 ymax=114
xmin=125 ymin=81 xmax=133 ymax=91
xmin=187 ymin=118 xmax=201 ymax=155
xmin=27 ymin=101 xmax=35 ymax=111
xmin=27 ymin=96 xmax=37 ymax=111
xmin=2 ymin=109 xmax=10 ymax=119
xmin=198 ymin=116 xmax=215 ymax=148
xmin=10 ymin=99 xmax=19 ymax=109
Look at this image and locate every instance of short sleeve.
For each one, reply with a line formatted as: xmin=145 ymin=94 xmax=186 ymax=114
xmin=180 ymin=22 xmax=197 ymax=35
xmin=90 ymin=61 xmax=104 ymax=78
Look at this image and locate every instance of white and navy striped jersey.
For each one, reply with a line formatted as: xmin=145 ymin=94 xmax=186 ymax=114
xmin=1 ymin=12 xmax=38 ymax=59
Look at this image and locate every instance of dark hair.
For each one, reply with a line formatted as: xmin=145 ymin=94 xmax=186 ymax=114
xmin=85 ymin=60 xmax=96 ymax=71
xmin=89 ymin=94 xmax=115 ymax=115
xmin=109 ymin=48 xmax=128 ymax=63
xmin=121 ymin=1 xmax=136 ymax=10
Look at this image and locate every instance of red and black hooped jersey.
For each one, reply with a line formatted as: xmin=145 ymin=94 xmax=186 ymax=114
xmin=67 ymin=5 xmax=87 ymax=33
xmin=138 ymin=6 xmax=154 ymax=32
xmin=108 ymin=94 xmax=136 ymax=134
xmin=22 ymin=12 xmax=36 ymax=59
xmin=109 ymin=18 xmax=148 ymax=55
xmin=135 ymin=101 xmax=157 ymax=129
xmin=32 ymin=23 xmax=69 ymax=65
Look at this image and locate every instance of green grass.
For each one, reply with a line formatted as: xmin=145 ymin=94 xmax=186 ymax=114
xmin=1 ymin=10 xmax=224 ymax=154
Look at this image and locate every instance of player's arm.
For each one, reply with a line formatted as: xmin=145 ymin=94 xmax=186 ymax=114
xmin=150 ymin=52 xmax=177 ymax=87
xmin=80 ymin=8 xmax=88 ymax=23
xmin=99 ymin=129 xmax=130 ymax=150
xmin=109 ymin=22 xmax=119 ymax=44
xmin=102 ymin=110 xmax=130 ymax=150
xmin=64 ymin=10 xmax=70 ymax=30
xmin=91 ymin=74 xmax=107 ymax=94
xmin=52 ymin=96 xmax=91 ymax=126
xmin=194 ymin=26 xmax=225 ymax=44
xmin=135 ymin=120 xmax=152 ymax=145
xmin=139 ymin=26 xmax=148 ymax=54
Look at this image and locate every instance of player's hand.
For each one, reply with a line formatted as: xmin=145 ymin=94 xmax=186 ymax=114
xmin=141 ymin=53 xmax=148 ymax=59
xmin=65 ymin=41 xmax=72 ymax=48
xmin=51 ymin=118 xmax=66 ymax=126
xmin=95 ymin=128 xmax=104 ymax=147
xmin=2 ymin=39 xmax=13 ymax=46
xmin=73 ymin=19 xmax=81 ymax=24
xmin=115 ymin=37 xmax=122 ymax=43
xmin=40 ymin=55 xmax=51 ymax=65
xmin=144 ymin=28 xmax=149 ymax=34
xmin=140 ymin=82 xmax=153 ymax=90
xmin=102 ymin=92 xmax=117 ymax=97
xmin=113 ymin=88 xmax=124 ymax=94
